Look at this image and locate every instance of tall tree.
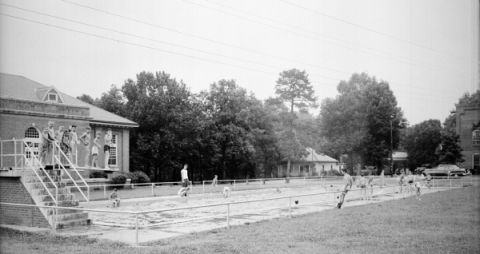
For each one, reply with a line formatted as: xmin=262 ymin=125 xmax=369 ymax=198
xmin=121 ymin=71 xmax=204 ymax=181
xmin=203 ymin=79 xmax=268 ymax=179
xmin=437 ymin=129 xmax=464 ymax=165
xmin=319 ymin=73 xmax=404 ymax=173
xmin=275 ymin=69 xmax=317 ymax=113
xmin=97 ymin=85 xmax=126 ymax=117
xmin=274 ymin=69 xmax=317 ymax=176
xmin=404 ymin=120 xmax=443 ymax=169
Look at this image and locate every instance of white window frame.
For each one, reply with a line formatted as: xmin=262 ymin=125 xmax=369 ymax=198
xmin=24 ymin=127 xmax=40 ymax=159
xmin=108 ymin=134 xmax=118 ymax=167
xmin=473 ymin=153 xmax=480 ymax=170
xmin=473 ymin=130 xmax=480 ymax=145
xmin=47 ymin=92 xmax=58 ymax=102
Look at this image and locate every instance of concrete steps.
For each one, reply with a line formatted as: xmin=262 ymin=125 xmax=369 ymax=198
xmin=21 ymin=166 xmax=90 ymax=230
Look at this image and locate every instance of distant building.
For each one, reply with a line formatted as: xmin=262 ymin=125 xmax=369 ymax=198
xmin=0 ymin=73 xmax=138 ymax=174
xmin=454 ymin=104 xmax=480 ymax=171
xmin=277 ymin=148 xmax=340 ymax=177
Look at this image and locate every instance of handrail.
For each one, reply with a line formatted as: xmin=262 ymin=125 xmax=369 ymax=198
xmin=53 ymin=155 xmax=89 ymax=202
xmin=52 ymin=142 xmax=89 ymax=201
xmin=22 ymin=141 xmax=58 ymax=206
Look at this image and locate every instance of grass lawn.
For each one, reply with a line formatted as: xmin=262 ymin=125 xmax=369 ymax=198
xmin=1 ymin=185 xmax=479 ymax=254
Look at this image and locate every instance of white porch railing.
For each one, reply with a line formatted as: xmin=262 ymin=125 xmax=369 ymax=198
xmin=0 ymin=139 xmax=58 ymax=205
xmin=52 ymin=141 xmax=90 ymax=202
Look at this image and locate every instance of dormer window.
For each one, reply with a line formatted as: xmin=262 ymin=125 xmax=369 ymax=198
xmin=47 ymin=92 xmax=58 ymax=102
xmin=41 ymin=87 xmax=63 ymax=103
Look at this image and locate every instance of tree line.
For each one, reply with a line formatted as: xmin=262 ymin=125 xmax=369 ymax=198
xmin=77 ymin=70 xmax=475 ymax=181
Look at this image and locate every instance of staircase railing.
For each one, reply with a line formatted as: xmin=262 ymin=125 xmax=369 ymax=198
xmin=22 ymin=140 xmax=59 ymax=206
xmin=52 ymin=142 xmax=89 ymax=201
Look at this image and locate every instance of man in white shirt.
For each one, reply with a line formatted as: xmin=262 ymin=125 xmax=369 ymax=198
xmin=178 ymin=164 xmax=190 ymax=197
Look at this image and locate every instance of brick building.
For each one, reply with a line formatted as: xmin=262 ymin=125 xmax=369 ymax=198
xmin=0 ymin=73 xmax=138 ymax=174
xmin=455 ymin=105 xmax=480 ymax=171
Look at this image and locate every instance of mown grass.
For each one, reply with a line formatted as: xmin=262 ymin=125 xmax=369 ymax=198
xmin=1 ymin=185 xmax=479 ymax=254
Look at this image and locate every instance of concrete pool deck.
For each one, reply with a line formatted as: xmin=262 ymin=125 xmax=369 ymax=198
xmin=53 ymin=182 xmax=459 ymax=245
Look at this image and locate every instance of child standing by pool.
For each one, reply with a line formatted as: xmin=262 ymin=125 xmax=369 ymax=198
xmin=110 ymin=188 xmax=120 ymax=207
xmin=212 ymin=175 xmax=218 ymax=188
xmin=414 ymin=179 xmax=422 ymax=200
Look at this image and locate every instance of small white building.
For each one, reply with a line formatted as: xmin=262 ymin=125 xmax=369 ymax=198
xmin=277 ymin=148 xmax=341 ymax=177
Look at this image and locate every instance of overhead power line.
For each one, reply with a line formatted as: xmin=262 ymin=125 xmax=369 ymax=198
xmin=183 ymin=0 xmax=465 ymax=75
xmin=58 ymin=0 xmax=343 ymax=76
xmin=0 ymin=5 xmax=462 ymax=99
xmin=278 ymin=0 xmax=464 ymax=62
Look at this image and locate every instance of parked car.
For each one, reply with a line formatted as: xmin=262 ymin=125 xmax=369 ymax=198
xmin=424 ymin=164 xmax=467 ymax=176
xmin=414 ymin=167 xmax=426 ymax=174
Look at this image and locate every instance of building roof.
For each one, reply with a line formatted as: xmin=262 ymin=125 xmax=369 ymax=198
xmin=392 ymin=151 xmax=408 ymax=161
xmin=0 ymin=73 xmax=138 ymax=128
xmin=301 ymin=147 xmax=338 ymax=163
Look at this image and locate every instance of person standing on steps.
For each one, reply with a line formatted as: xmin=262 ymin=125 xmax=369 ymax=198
xmin=79 ymin=127 xmax=91 ymax=167
xmin=104 ymin=129 xmax=113 ymax=169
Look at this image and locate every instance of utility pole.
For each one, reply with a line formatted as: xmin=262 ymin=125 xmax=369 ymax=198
xmin=390 ymin=115 xmax=394 ymax=176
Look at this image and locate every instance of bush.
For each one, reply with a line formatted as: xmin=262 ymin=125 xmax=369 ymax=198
xmin=89 ymin=171 xmax=107 ymax=179
xmin=126 ymin=171 xmax=151 ymax=184
xmin=110 ymin=174 xmax=127 ymax=187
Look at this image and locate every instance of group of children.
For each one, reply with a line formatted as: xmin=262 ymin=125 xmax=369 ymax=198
xmin=398 ymin=171 xmax=432 ymax=200
xmin=176 ymin=164 xmax=231 ymax=199
xmin=336 ymin=169 xmax=430 ymax=209
xmin=37 ymin=121 xmax=113 ymax=169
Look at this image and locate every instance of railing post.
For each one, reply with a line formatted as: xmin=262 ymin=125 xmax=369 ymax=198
xmin=87 ymin=186 xmax=90 ymax=201
xmin=151 ymin=183 xmax=154 ymax=196
xmin=233 ymin=180 xmax=236 ymax=190
xmin=103 ymin=185 xmax=107 ymax=199
xmin=13 ymin=138 xmax=17 ymax=168
xmin=227 ymin=203 xmax=230 ymax=229
xmin=202 ymin=181 xmax=205 ymax=193
xmin=0 ymin=140 xmax=3 ymax=169
xmin=53 ymin=205 xmax=57 ymax=233
xmin=135 ymin=213 xmax=139 ymax=246
xmin=288 ymin=197 xmax=292 ymax=218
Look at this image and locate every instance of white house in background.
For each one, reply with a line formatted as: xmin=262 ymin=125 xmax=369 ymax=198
xmin=277 ymin=147 xmax=340 ymax=177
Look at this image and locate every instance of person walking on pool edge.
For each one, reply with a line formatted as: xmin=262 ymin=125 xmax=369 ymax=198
xmin=178 ymin=164 xmax=190 ymax=197
xmin=337 ymin=169 xmax=354 ymax=209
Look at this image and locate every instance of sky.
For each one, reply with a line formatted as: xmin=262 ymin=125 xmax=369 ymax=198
xmin=0 ymin=0 xmax=479 ymax=125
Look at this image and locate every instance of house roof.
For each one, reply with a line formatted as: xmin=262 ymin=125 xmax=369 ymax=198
xmin=392 ymin=151 xmax=408 ymax=161
xmin=301 ymin=148 xmax=338 ymax=163
xmin=0 ymin=73 xmax=138 ymax=128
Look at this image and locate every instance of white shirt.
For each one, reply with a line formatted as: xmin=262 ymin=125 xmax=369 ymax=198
xmin=181 ymin=169 xmax=188 ymax=180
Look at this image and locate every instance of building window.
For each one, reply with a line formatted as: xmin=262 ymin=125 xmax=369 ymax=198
xmin=473 ymin=154 xmax=480 ymax=170
xmin=24 ymin=127 xmax=40 ymax=159
xmin=108 ymin=134 xmax=118 ymax=167
xmin=473 ymin=130 xmax=480 ymax=145
xmin=299 ymin=164 xmax=310 ymax=175
xmin=47 ymin=93 xmax=58 ymax=102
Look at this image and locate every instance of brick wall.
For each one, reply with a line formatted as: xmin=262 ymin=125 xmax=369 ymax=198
xmin=455 ymin=106 xmax=480 ymax=169
xmin=0 ymin=176 xmax=50 ymax=228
